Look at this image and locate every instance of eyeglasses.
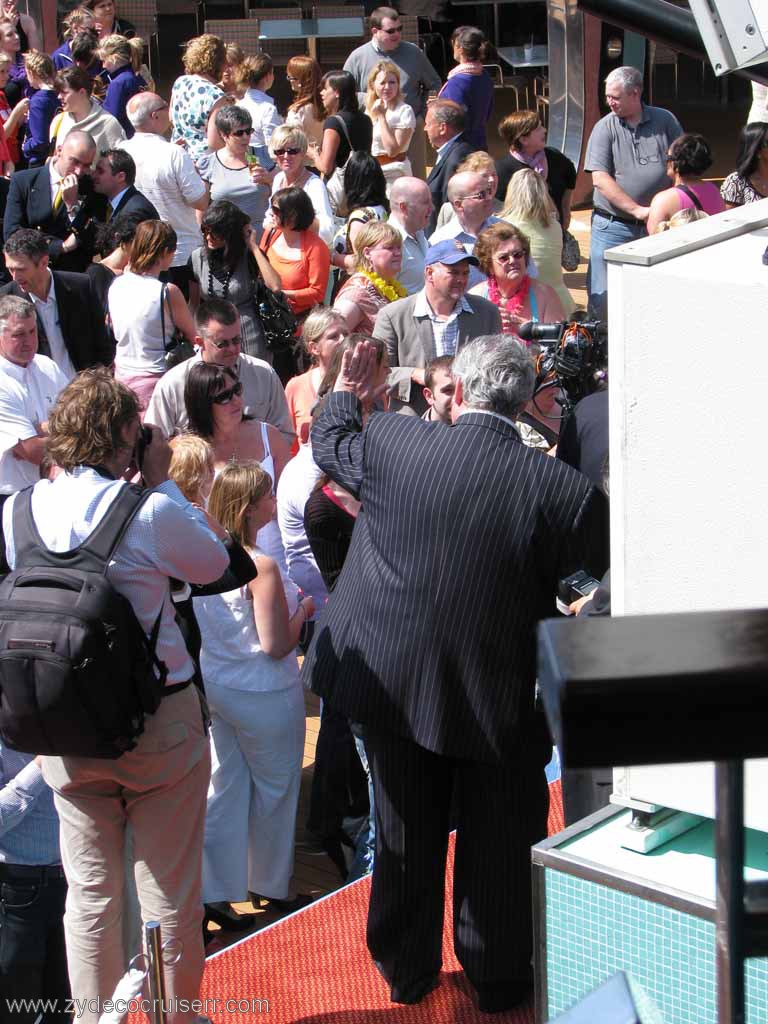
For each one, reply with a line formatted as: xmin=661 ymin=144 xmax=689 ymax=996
xmin=495 ymin=249 xmax=526 ymax=263
xmin=212 ymin=381 xmax=243 ymax=403
xmin=380 ymin=25 xmax=402 ymax=33
xmin=229 ymin=128 xmax=251 ymax=138
xmin=461 ymin=189 xmax=491 ymax=202
xmin=274 ymin=147 xmax=301 ymax=157
xmin=209 ymin=335 xmax=242 ymax=351
xmin=631 ymin=138 xmax=660 ymax=166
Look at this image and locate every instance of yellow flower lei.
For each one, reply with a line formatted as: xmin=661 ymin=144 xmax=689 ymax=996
xmin=360 ymin=269 xmax=407 ymax=303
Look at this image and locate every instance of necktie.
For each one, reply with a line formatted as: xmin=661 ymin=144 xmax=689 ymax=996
xmin=52 ymin=185 xmax=63 ymax=212
xmin=105 ymin=205 xmax=113 ymax=224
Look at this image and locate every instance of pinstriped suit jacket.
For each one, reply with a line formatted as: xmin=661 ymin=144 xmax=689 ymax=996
xmin=302 ymin=392 xmax=607 ymax=765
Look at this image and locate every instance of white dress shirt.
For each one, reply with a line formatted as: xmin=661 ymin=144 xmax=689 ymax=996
xmin=237 ymin=89 xmax=283 ymax=149
xmin=29 ymin=272 xmax=76 ymax=381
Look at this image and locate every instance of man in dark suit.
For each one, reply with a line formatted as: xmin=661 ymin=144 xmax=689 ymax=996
xmin=3 ymin=131 xmax=105 ymax=273
xmin=2 ymin=229 xmax=113 ymax=374
xmin=303 ymin=336 xmax=607 ymax=1013
xmin=92 ymin=148 xmax=159 ymax=223
xmin=425 ymin=99 xmax=475 ymax=235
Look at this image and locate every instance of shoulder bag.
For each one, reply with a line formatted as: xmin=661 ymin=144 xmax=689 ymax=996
xmin=161 ymin=283 xmax=195 ymax=370
xmin=325 ymin=114 xmax=355 ymax=218
xmin=248 ymin=246 xmax=297 ymax=354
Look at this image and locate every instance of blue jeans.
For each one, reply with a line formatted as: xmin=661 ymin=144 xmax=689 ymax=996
xmin=0 ymin=865 xmax=69 ymax=1023
xmin=586 ymin=211 xmax=646 ymax=319
xmin=347 ymin=726 xmax=375 ymax=883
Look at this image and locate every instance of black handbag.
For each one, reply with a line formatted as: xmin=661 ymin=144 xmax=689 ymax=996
xmin=249 ymin=249 xmax=297 ymax=353
xmin=160 ymin=283 xmax=195 ymax=370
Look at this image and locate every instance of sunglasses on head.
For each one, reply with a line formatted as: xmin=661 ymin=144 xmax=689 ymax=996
xmin=274 ymin=147 xmax=301 ymax=157
xmin=229 ymin=128 xmax=251 ymax=138
xmin=212 ymin=381 xmax=243 ymax=404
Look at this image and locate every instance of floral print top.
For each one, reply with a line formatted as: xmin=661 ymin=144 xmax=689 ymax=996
xmin=169 ymin=74 xmax=225 ymax=164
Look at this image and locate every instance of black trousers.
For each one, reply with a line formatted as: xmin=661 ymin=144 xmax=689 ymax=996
xmin=364 ymin=729 xmax=549 ymax=999
xmin=0 ymin=863 xmax=69 ymax=1023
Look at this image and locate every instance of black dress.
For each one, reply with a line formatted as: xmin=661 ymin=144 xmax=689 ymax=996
xmin=495 ymin=146 xmax=577 ymax=224
xmin=324 ymin=111 xmax=373 ymax=170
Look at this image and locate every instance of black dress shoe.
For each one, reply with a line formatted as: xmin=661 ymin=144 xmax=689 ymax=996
xmin=249 ymin=892 xmax=314 ymax=913
xmin=373 ymin=960 xmax=440 ymax=1004
xmin=203 ymin=902 xmax=257 ymax=931
xmin=476 ymin=978 xmax=534 ymax=1013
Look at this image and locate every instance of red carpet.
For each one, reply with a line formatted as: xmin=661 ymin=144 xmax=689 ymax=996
xmin=194 ymin=780 xmax=563 ymax=1024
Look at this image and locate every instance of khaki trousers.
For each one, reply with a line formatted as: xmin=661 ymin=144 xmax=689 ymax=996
xmin=43 ymin=685 xmax=210 ymax=1024
xmin=408 ymin=116 xmax=428 ymax=181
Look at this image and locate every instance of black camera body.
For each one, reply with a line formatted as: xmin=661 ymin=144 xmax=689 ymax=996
xmin=518 ymin=317 xmax=607 ymax=411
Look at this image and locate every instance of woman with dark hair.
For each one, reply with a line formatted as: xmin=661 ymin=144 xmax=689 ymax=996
xmin=721 ymin=122 xmax=768 ymax=209
xmin=285 ymin=55 xmax=324 ymax=148
xmin=190 ymin=200 xmax=282 ymax=362
xmin=52 ymin=7 xmax=99 ymax=72
xmin=52 ymin=66 xmax=125 ymax=159
xmin=170 ymin=34 xmax=229 ymax=162
xmin=495 ymin=110 xmax=576 ymax=229
xmin=183 ymin=361 xmax=291 ymax=563
xmin=331 ymin=151 xmax=389 ymax=272
xmin=109 ymin=220 xmax=197 ymax=411
xmin=439 ymin=26 xmax=494 ymax=151
xmin=83 ymin=0 xmax=136 ymax=40
xmin=197 ymin=105 xmax=272 ymax=233
xmin=260 ymin=186 xmax=331 ymax=316
xmin=87 ymin=210 xmax=145 ymax=315
xmin=308 ymin=70 xmax=373 ymax=215
xmin=647 ymin=133 xmax=725 ymax=233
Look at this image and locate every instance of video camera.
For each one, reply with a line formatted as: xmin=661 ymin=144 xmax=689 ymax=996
xmin=518 ymin=317 xmax=607 ymax=414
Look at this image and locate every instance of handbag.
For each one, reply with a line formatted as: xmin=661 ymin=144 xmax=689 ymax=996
xmin=160 ymin=283 xmax=195 ymax=370
xmin=249 ymin=249 xmax=297 ymax=353
xmin=324 ymin=114 xmax=354 ymax=218
xmin=561 ymin=229 xmax=581 ymax=272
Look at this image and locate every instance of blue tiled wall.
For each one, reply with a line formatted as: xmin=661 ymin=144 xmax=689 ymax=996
xmin=545 ymin=868 xmax=768 ymax=1022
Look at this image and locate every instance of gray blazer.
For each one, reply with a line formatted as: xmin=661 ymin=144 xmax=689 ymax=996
xmin=373 ymin=291 xmax=502 ymax=415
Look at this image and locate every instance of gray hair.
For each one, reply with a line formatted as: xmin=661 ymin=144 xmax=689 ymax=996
xmin=429 ymin=99 xmax=465 ymax=133
xmin=452 ymin=334 xmax=535 ymax=418
xmin=605 ymin=65 xmax=643 ymax=94
xmin=0 ymin=295 xmax=35 ymax=332
xmin=214 ymin=103 xmax=251 ymax=137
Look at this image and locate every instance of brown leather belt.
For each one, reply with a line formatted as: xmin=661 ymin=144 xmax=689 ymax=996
xmin=376 ymin=153 xmax=408 ymax=166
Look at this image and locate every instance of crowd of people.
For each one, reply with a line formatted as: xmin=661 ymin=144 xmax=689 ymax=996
xmin=0 ymin=3 xmax=760 ymax=1022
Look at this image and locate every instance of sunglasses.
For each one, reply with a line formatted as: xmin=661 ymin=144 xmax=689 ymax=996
xmin=380 ymin=25 xmax=402 ymax=33
xmin=495 ymin=249 xmax=526 ymax=263
xmin=210 ymin=335 xmax=242 ymax=350
xmin=462 ymin=189 xmax=491 ymax=202
xmin=212 ymin=381 xmax=243 ymax=404
xmin=229 ymin=128 xmax=252 ymax=138
xmin=274 ymin=147 xmax=301 ymax=157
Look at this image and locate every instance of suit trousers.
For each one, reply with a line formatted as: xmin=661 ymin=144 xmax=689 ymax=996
xmin=364 ymin=728 xmax=549 ymax=999
xmin=42 ymin=685 xmax=210 ymax=1024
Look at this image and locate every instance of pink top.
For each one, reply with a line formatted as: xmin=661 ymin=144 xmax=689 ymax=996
xmin=676 ymin=182 xmax=726 ymax=217
xmin=284 ymin=370 xmax=318 ymax=451
xmin=333 ymin=274 xmax=389 ymax=337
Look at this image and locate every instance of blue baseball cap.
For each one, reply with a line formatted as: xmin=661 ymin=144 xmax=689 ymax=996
xmin=424 ymin=239 xmax=480 ymax=268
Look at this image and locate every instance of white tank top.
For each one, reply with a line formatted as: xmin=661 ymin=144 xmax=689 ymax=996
xmin=109 ymin=272 xmax=170 ymax=376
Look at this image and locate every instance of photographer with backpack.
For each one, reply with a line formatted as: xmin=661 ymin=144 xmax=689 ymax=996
xmin=1 ymin=367 xmax=229 ymax=1024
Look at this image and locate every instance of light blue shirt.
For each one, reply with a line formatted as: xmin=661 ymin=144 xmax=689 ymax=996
xmin=0 ymin=745 xmax=60 ymax=866
xmin=412 ymin=290 xmax=473 ymax=357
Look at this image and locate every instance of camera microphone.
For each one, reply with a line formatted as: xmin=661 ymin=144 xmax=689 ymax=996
xmin=517 ymin=320 xmax=565 ymax=342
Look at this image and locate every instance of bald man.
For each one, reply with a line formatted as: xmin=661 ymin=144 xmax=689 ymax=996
xmin=428 ymin=171 xmax=500 ymax=288
xmin=4 ymin=130 xmax=104 ymax=272
xmin=389 ymin=177 xmax=433 ymax=295
xmin=118 ymin=92 xmax=208 ymax=299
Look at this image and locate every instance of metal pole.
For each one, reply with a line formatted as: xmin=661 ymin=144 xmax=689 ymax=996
xmin=145 ymin=920 xmax=168 ymax=1024
xmin=715 ymin=760 xmax=745 ymax=1024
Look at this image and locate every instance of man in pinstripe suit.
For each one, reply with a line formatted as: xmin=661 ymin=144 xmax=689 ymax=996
xmin=303 ymin=336 xmax=607 ymax=1012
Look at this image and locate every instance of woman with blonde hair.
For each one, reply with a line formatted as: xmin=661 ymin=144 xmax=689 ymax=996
xmin=52 ymin=7 xmax=97 ymax=71
xmin=170 ymin=33 xmax=229 ymax=162
xmin=285 ymin=308 xmax=346 ymax=446
xmin=365 ymin=59 xmax=415 ymax=191
xmin=108 ymin=220 xmax=197 ymax=411
xmin=98 ymin=34 xmax=146 ymax=136
xmin=333 ymin=220 xmax=404 ymax=333
xmin=219 ymin=40 xmax=245 ymax=96
xmin=264 ymin=125 xmax=334 ymax=245
xmin=284 ymin=55 xmax=324 ymax=148
xmin=503 ymin=168 xmax=575 ymax=315
xmin=169 ymin=434 xmax=216 ymax=507
xmin=195 ymin=461 xmax=312 ymax=918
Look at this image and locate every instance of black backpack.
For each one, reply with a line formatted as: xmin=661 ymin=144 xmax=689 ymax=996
xmin=0 ymin=483 xmax=175 ymax=759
